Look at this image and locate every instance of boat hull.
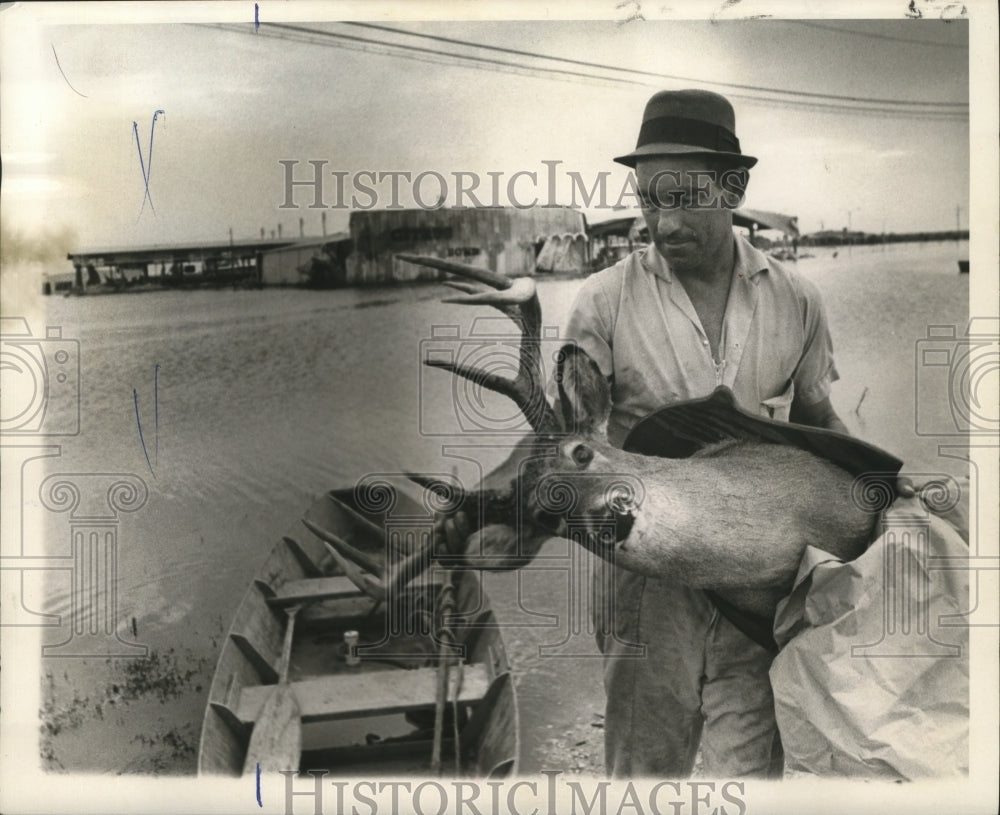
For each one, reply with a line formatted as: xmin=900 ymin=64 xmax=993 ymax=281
xmin=198 ymin=487 xmax=519 ymax=777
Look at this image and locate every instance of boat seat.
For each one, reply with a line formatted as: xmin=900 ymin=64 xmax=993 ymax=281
xmin=264 ymin=575 xmax=365 ymax=606
xmin=236 ymin=664 xmax=490 ymax=724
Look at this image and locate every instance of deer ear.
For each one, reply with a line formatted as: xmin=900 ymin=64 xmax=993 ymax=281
xmin=555 ymin=344 xmax=612 ymax=435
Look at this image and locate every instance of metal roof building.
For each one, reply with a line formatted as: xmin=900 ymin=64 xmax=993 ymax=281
xmin=65 ymin=237 xmax=299 ymax=289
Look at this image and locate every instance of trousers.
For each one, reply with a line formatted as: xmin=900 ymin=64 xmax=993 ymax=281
xmin=594 ymin=566 xmax=784 ymax=778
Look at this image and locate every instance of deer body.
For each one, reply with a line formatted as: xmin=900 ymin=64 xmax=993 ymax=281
xmin=451 ymin=433 xmax=875 ymax=619
xmin=399 ymin=254 xmax=880 ymax=622
xmin=609 ymin=442 xmax=873 ymax=588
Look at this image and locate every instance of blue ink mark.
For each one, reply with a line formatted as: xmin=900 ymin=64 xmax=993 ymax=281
xmin=51 ymin=44 xmax=87 ymax=98
xmin=255 ymin=762 xmax=262 ymax=806
xmin=148 ymin=110 xmax=165 ymax=179
xmin=132 ymin=122 xmax=153 ymax=216
xmin=134 ymin=389 xmax=155 ymax=478
xmin=133 ymin=123 xmax=155 ymax=217
xmin=134 ymin=110 xmax=166 ymax=219
xmin=254 ymin=3 xmax=260 ymax=33
xmin=154 ymin=363 xmax=160 ymax=466
xmin=134 ymin=364 xmax=161 ymax=477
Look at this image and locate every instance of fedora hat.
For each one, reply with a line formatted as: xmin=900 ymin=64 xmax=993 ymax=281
xmin=614 ymin=89 xmax=757 ymax=169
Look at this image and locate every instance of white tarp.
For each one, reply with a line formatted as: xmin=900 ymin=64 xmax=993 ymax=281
xmin=770 ymin=487 xmax=970 ymax=779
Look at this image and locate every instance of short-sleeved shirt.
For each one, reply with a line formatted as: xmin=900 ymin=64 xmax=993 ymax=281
xmin=561 ymin=233 xmax=839 ymax=448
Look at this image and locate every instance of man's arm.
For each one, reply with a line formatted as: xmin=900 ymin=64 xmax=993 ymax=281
xmin=794 ymin=394 xmax=927 ymax=499
xmin=787 ymin=272 xmax=847 ymax=434
xmin=789 ymin=394 xmax=849 ymax=434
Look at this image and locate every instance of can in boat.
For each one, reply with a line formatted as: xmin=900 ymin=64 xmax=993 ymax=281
xmin=344 ymin=630 xmax=360 ymax=666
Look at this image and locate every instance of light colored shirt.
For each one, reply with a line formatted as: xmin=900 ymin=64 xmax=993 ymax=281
xmin=561 ymin=233 xmax=839 ymax=447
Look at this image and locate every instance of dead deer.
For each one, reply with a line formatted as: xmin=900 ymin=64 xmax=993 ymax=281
xmin=398 ymin=254 xmax=898 ymax=621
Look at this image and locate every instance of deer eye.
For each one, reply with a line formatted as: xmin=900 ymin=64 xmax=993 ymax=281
xmin=571 ymin=443 xmax=594 ymax=467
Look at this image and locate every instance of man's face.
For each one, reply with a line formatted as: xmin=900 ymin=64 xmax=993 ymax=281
xmin=636 ymin=156 xmax=743 ymax=275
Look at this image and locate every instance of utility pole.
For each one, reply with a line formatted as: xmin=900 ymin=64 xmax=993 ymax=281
xmin=846 ymin=208 xmax=860 ymax=250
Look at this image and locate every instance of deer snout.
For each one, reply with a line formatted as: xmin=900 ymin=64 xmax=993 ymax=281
xmin=578 ymin=498 xmax=638 ymax=547
xmin=529 ymin=469 xmax=641 ymax=552
xmin=578 ymin=476 xmax=642 ymax=551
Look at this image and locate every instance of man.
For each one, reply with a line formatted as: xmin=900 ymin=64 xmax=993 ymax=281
xmin=565 ymin=89 xmax=848 ymax=778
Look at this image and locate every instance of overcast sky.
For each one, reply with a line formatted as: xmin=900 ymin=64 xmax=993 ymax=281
xmin=2 ymin=6 xmax=972 ymax=256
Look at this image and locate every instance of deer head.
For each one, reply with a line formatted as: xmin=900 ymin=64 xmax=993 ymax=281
xmin=398 ymin=254 xmax=646 ymax=574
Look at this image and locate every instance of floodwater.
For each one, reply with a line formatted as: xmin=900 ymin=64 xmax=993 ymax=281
xmin=26 ymin=239 xmax=969 ymax=774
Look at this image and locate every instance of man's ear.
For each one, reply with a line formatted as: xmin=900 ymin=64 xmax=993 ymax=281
xmin=554 ymin=343 xmax=611 ymax=435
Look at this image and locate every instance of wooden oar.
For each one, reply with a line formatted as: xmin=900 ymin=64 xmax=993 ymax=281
xmin=243 ymin=605 xmax=302 ymax=776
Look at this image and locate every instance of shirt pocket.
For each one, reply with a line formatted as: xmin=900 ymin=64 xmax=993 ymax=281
xmin=761 ymin=379 xmax=795 ymax=421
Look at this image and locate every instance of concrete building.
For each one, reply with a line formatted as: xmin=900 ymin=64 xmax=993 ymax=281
xmin=345 ymin=206 xmax=586 ymax=284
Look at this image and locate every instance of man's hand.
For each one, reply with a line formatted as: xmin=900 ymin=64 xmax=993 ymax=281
xmin=893 ymin=474 xmax=969 ymax=542
xmin=895 ymin=473 xmax=963 ymax=503
xmin=433 ymin=510 xmax=473 ymax=562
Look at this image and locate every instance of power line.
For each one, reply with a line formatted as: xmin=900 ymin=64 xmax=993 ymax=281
xmin=265 ymin=22 xmax=638 ymax=88
xmin=341 ymin=20 xmax=968 ymax=110
xmin=196 ymin=23 xmax=967 ymax=121
xmin=786 ymin=20 xmax=968 ymax=49
xmin=729 ymin=92 xmax=966 ymax=121
xmin=246 ymin=24 xmax=630 ymax=90
xmin=288 ymin=23 xmax=968 ymax=120
xmin=266 ymin=24 xmax=967 ymax=119
xmin=277 ymin=23 xmax=966 ymax=118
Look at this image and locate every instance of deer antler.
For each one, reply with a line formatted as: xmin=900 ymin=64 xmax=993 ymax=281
xmin=398 ymin=254 xmax=558 ymax=434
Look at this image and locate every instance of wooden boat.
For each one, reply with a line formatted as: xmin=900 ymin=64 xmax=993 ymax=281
xmin=198 ymin=486 xmax=519 ymax=777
